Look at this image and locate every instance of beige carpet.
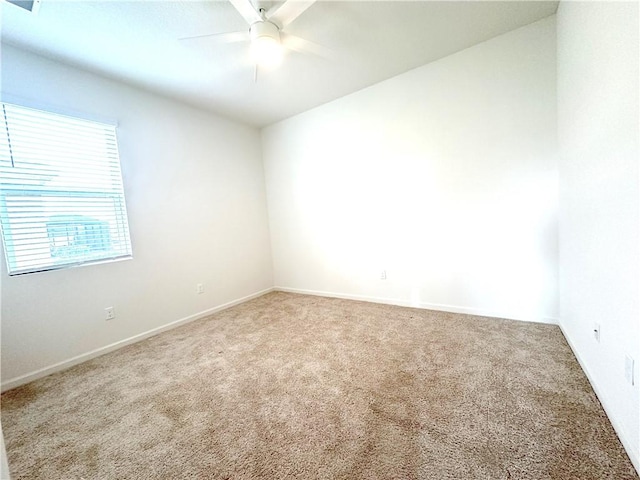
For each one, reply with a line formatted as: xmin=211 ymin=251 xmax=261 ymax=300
xmin=2 ymin=292 xmax=638 ymax=479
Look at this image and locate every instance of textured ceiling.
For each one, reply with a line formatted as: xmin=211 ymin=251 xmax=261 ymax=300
xmin=1 ymin=0 xmax=559 ymax=127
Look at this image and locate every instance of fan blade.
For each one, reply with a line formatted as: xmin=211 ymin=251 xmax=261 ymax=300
xmin=268 ymin=0 xmax=316 ymax=28
xmin=179 ymin=31 xmax=249 ymax=43
xmin=281 ymin=33 xmax=333 ymax=60
xmin=229 ymin=0 xmax=262 ymax=26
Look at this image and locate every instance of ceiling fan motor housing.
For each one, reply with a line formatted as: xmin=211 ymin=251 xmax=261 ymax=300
xmin=250 ymin=21 xmax=280 ymax=43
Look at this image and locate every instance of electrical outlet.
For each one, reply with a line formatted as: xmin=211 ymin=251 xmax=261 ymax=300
xmin=625 ymin=355 xmax=635 ymax=386
xmin=593 ymin=323 xmax=600 ymax=343
xmin=380 ymin=270 xmax=387 ymax=280
xmin=105 ymin=307 xmax=115 ymax=321
xmin=196 ymin=283 xmax=204 ymax=294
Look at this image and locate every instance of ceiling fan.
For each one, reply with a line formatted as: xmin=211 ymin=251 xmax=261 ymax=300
xmin=181 ymin=0 xmax=330 ymax=71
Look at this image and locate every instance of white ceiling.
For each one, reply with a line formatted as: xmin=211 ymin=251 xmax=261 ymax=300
xmin=1 ymin=0 xmax=558 ymax=127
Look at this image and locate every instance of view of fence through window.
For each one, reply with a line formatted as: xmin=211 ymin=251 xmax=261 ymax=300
xmin=0 ymin=102 xmax=132 ymax=275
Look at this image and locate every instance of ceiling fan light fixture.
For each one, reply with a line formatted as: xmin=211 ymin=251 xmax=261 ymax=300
xmin=250 ymin=21 xmax=283 ymax=68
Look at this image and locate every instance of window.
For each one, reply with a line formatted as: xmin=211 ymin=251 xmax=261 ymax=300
xmin=0 ymin=102 xmax=132 ymax=275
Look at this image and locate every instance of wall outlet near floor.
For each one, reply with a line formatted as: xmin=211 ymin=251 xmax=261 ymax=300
xmin=625 ymin=355 xmax=635 ymax=386
xmin=593 ymin=323 xmax=600 ymax=343
xmin=105 ymin=306 xmax=115 ymax=321
xmin=380 ymin=270 xmax=387 ymax=280
xmin=196 ymin=283 xmax=204 ymax=294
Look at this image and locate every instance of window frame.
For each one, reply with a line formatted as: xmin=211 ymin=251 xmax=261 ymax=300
xmin=0 ymin=101 xmax=133 ymax=276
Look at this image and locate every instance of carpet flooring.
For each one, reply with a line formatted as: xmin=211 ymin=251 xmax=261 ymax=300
xmin=1 ymin=292 xmax=638 ymax=479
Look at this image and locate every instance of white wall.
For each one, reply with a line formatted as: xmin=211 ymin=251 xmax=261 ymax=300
xmin=0 ymin=45 xmax=273 ymax=387
xmin=262 ymin=17 xmax=558 ymax=323
xmin=557 ymin=1 xmax=639 ymax=470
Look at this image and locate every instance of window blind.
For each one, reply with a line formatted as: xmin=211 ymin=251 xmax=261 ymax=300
xmin=0 ymin=102 xmax=132 ymax=275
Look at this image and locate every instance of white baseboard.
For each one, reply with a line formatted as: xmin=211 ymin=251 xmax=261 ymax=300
xmin=558 ymin=324 xmax=640 ymax=475
xmin=0 ymin=287 xmax=274 ymax=393
xmin=275 ymin=286 xmax=558 ymax=325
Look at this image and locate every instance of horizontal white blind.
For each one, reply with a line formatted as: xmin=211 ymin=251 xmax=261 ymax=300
xmin=0 ymin=102 xmax=132 ymax=275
